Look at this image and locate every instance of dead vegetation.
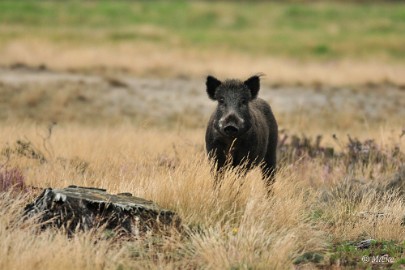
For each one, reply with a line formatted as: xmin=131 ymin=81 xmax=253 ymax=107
xmin=1 ymin=1 xmax=404 ymax=266
xmin=0 ymin=124 xmax=404 ymax=269
xmin=0 ymin=68 xmax=403 ymax=268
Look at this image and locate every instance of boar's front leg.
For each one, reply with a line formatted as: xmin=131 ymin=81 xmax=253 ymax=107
xmin=261 ymin=155 xmax=277 ymax=194
xmin=207 ymin=146 xmax=227 ymax=189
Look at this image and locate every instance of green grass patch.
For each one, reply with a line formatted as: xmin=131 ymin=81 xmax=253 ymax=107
xmin=294 ymin=240 xmax=405 ymax=268
xmin=1 ymin=1 xmax=405 ymax=61
xmin=329 ymin=240 xmax=405 ymax=268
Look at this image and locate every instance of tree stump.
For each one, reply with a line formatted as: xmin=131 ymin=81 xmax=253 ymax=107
xmin=24 ymin=185 xmax=181 ymax=236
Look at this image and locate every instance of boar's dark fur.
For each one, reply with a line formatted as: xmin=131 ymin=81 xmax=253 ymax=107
xmin=205 ymin=75 xmax=278 ymax=189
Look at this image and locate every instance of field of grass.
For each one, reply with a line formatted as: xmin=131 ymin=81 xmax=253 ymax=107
xmin=0 ymin=68 xmax=403 ymax=268
xmin=0 ymin=1 xmax=404 ymax=269
xmin=1 ymin=1 xmax=405 ymax=84
xmin=0 ymin=124 xmax=404 ymax=269
xmin=1 ymin=1 xmax=405 ymax=60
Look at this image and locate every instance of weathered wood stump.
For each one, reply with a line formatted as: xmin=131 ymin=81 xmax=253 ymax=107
xmin=24 ymin=185 xmax=181 ymax=236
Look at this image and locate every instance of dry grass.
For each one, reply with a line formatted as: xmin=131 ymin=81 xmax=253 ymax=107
xmin=1 ymin=1 xmax=404 ymax=267
xmin=2 ymin=39 xmax=405 ymax=86
xmin=0 ymin=124 xmax=404 ymax=269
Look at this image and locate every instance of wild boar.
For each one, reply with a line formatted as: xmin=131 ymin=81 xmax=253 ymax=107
xmin=205 ymin=75 xmax=278 ymax=189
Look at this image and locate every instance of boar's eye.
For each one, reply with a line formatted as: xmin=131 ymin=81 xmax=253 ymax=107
xmin=218 ymin=97 xmax=225 ymax=105
xmin=241 ymin=98 xmax=248 ymax=105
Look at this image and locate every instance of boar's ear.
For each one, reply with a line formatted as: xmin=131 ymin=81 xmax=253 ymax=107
xmin=244 ymin=75 xmax=261 ymax=99
xmin=206 ymin=75 xmax=222 ymax=100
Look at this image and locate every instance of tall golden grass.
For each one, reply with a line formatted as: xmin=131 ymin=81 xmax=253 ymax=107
xmin=0 ymin=124 xmax=404 ymax=269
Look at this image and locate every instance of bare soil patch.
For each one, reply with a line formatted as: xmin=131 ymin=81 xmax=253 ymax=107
xmin=0 ymin=66 xmax=403 ymax=130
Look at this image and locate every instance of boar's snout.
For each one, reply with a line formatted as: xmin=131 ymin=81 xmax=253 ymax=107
xmin=218 ymin=111 xmax=245 ymax=138
xmin=223 ymin=125 xmax=239 ymax=137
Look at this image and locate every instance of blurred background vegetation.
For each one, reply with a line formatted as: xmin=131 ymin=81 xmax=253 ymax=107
xmin=0 ymin=0 xmax=404 ymax=62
